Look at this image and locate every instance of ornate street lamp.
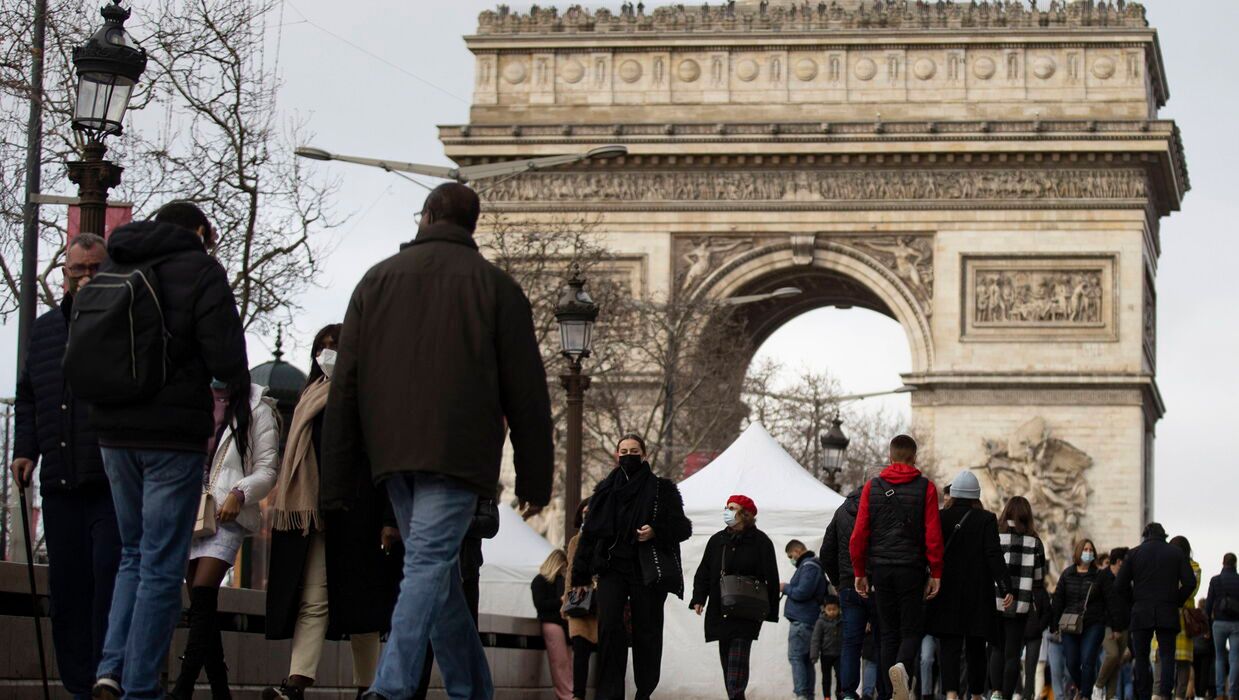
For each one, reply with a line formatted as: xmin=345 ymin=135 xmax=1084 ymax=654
xmin=820 ymin=414 xmax=851 ymax=492
xmin=67 ymin=0 xmax=147 ymax=235
xmin=555 ymin=264 xmax=599 ymax=543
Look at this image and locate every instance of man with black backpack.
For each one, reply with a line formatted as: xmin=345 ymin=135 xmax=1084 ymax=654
xmin=849 ymin=435 xmax=945 ymax=700
xmin=64 ymin=201 xmax=250 ymax=700
xmin=1204 ymin=552 xmax=1239 ymax=700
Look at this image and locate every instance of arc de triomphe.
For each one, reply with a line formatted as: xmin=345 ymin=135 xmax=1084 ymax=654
xmin=442 ymin=0 xmax=1189 ymax=565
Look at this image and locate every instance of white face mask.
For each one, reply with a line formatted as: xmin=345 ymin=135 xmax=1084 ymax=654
xmin=316 ymin=349 xmax=337 ymax=380
xmin=1081 ymin=551 xmax=1095 ymax=564
xmin=723 ymin=509 xmax=738 ymax=528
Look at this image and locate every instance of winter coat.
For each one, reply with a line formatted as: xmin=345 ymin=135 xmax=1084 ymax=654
xmin=203 ymin=384 xmax=280 ymax=533
xmin=319 ymin=221 xmax=553 ymax=505
xmin=265 ymin=412 xmax=402 ymax=640
xmin=1205 ymin=566 xmax=1239 ymax=623
xmin=926 ymin=503 xmax=1011 ymax=639
xmin=811 ymin=613 xmax=843 ymax=661
xmin=1113 ymin=535 xmax=1196 ymax=632
xmin=785 ymin=550 xmax=829 ymax=624
xmin=849 ymin=463 xmax=944 ymax=578
xmin=532 ymin=573 xmax=568 ymax=629
xmin=572 ymin=473 xmax=693 ymax=598
xmin=1174 ymin=560 xmax=1201 ymax=662
xmin=1096 ymin=567 xmax=1128 ymax=630
xmin=563 ymin=533 xmax=598 ymax=643
xmin=1054 ymin=565 xmax=1107 ymax=632
xmin=690 ymin=526 xmax=780 ymax=642
xmin=85 ymin=221 xmax=249 ymax=452
xmin=13 ymin=301 xmax=107 ymax=493
xmin=822 ymin=487 xmax=861 ymax=590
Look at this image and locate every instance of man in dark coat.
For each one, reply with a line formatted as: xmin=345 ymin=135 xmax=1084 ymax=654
xmin=11 ymin=233 xmax=121 ymax=699
xmin=1112 ymin=522 xmax=1196 ymax=700
xmin=1204 ymin=552 xmax=1239 ymax=699
xmin=72 ymin=202 xmax=249 ymax=700
xmin=321 ymin=183 xmax=554 ymax=700
xmin=823 ymin=485 xmax=890 ymax=700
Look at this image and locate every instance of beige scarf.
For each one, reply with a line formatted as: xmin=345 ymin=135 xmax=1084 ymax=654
xmin=270 ymin=378 xmax=332 ymax=534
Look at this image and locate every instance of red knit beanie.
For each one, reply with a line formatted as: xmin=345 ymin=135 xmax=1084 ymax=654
xmin=727 ymin=495 xmax=757 ymax=516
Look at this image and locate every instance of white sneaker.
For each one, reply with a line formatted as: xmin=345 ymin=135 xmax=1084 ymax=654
xmin=890 ymin=663 xmax=911 ymax=700
xmin=1092 ymin=687 xmax=1106 ymax=700
xmin=992 ymin=693 xmax=1006 ymax=700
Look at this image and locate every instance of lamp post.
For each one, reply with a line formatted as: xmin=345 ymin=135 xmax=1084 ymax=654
xmin=66 ymin=0 xmax=146 ymax=236
xmin=819 ymin=414 xmax=851 ymax=493
xmin=555 ymin=264 xmax=599 ymax=544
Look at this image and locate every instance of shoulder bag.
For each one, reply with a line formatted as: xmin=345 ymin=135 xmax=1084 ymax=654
xmin=1058 ymin=576 xmax=1093 ymax=635
xmin=719 ymin=540 xmax=770 ymax=622
xmin=193 ymin=433 xmax=231 ymax=540
xmin=562 ymin=585 xmax=596 ymax=618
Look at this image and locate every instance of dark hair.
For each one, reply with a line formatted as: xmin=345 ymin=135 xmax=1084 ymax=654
xmin=573 ymin=496 xmax=591 ymax=531
xmin=68 ymin=232 xmax=107 ymax=252
xmin=1143 ymin=522 xmax=1167 ymax=540
xmin=952 ymin=497 xmax=984 ymax=510
xmin=889 ymin=434 xmax=918 ymax=464
xmin=1225 ymin=553 xmax=1237 ymax=568
xmin=1170 ymin=535 xmax=1191 ymax=558
xmin=616 ymin=433 xmax=647 ymax=454
xmin=153 ymin=201 xmax=213 ymax=245
xmin=222 ymin=382 xmax=253 ymax=461
xmin=1109 ymin=547 xmax=1129 ymax=564
xmin=306 ymin=323 xmax=343 ymax=387
xmin=785 ymin=539 xmax=806 ymax=553
xmin=422 ymin=183 xmax=481 ymax=233
xmin=1073 ymin=538 xmax=1096 ymax=567
xmin=999 ymin=496 xmax=1038 ymax=537
xmin=823 ymin=595 xmax=840 ymax=607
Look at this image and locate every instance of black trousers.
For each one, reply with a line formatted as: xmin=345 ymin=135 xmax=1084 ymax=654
xmin=938 ymin=634 xmax=988 ymax=696
xmin=1130 ymin=627 xmax=1177 ymax=700
xmin=42 ymin=486 xmax=122 ymax=695
xmin=872 ymin=567 xmax=929 ymax=676
xmin=988 ymin=614 xmax=1029 ymax=699
xmin=573 ymin=636 xmax=597 ymax=699
xmin=596 ymin=568 xmax=668 ymax=700
xmin=821 ymin=654 xmax=842 ymax=699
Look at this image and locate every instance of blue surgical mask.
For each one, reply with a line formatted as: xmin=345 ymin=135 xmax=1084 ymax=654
xmin=723 ymin=509 xmax=737 ymax=528
xmin=1082 ymin=551 xmax=1095 ymax=564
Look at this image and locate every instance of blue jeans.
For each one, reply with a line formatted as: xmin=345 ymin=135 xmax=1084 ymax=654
xmin=1048 ymin=631 xmax=1068 ymax=700
xmin=97 ymin=448 xmax=203 ymax=699
xmin=371 ymin=473 xmax=492 ymax=700
xmin=790 ymin=619 xmax=816 ymax=697
xmin=864 ymin=659 xmax=879 ymax=698
xmin=1063 ymin=624 xmax=1106 ymax=695
xmin=920 ymin=635 xmax=937 ymax=695
xmin=842 ymin=588 xmax=889 ymax=700
xmin=1215 ymin=620 xmax=1239 ymax=697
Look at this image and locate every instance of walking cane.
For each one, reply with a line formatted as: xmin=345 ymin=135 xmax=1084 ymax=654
xmin=17 ymin=475 xmax=52 ymax=700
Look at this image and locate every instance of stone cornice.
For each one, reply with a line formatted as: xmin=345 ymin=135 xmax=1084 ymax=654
xmin=904 ymin=371 xmax=1165 ymax=419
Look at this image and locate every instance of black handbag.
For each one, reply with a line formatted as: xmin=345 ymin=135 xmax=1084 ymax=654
xmin=719 ymin=543 xmax=770 ymax=622
xmin=562 ymin=586 xmax=595 ymax=619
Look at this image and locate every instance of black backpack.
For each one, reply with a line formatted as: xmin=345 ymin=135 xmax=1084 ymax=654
xmin=64 ymin=254 xmax=174 ymax=403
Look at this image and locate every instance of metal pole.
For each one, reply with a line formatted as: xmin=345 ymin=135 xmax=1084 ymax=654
xmin=18 ymin=482 xmax=52 ymax=700
xmin=1 ymin=405 xmax=11 ymax=561
xmin=561 ymin=361 xmax=590 ymax=545
xmin=17 ymin=0 xmax=48 ymax=374
xmin=66 ymin=140 xmax=123 ymax=236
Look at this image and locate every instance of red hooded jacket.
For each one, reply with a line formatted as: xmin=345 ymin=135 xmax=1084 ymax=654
xmin=848 ymin=463 xmax=944 ymax=579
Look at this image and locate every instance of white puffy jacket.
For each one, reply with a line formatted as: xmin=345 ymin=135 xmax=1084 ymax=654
xmin=205 ymin=384 xmax=281 ymax=533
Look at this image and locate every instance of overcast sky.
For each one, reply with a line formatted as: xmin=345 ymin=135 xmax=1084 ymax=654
xmin=3 ymin=0 xmax=1235 ymax=580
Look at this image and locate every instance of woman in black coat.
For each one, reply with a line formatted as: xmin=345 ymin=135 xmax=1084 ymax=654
xmin=926 ymin=471 xmax=1013 ymax=700
xmin=1053 ymin=538 xmax=1107 ymax=699
xmin=262 ymin=325 xmax=403 ymax=698
xmin=691 ymin=495 xmax=780 ymax=700
xmin=570 ymin=434 xmax=693 ymax=700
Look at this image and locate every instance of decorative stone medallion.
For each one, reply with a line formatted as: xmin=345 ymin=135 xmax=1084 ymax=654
xmin=618 ymin=59 xmax=643 ymax=83
xmin=1033 ymin=57 xmax=1057 ymax=79
xmin=561 ymin=59 xmax=585 ymax=84
xmin=502 ymin=60 xmax=528 ymax=85
xmin=914 ymin=58 xmax=937 ymax=81
xmin=1092 ymin=57 xmax=1117 ymax=79
xmin=794 ymin=58 xmax=819 ymax=82
xmin=736 ymin=58 xmax=760 ymax=82
xmin=973 ymin=56 xmax=997 ymax=80
xmin=677 ymin=59 xmax=701 ymax=83
xmin=854 ymin=58 xmax=877 ymax=81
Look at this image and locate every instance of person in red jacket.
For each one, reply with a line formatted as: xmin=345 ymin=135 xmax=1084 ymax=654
xmin=849 ymin=435 xmax=945 ymax=700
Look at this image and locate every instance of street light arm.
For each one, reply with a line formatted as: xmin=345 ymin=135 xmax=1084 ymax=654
xmin=456 ymin=145 xmax=627 ymax=182
xmin=295 ymin=147 xmax=461 ymax=181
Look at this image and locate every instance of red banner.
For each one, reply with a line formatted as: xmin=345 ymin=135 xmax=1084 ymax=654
xmin=67 ymin=204 xmax=133 ymax=244
xmin=682 ymin=450 xmax=722 ymax=479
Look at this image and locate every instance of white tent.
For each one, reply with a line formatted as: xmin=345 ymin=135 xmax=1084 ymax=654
xmin=479 ymin=501 xmax=554 ymax=618
xmin=663 ymin=423 xmax=845 ymax=699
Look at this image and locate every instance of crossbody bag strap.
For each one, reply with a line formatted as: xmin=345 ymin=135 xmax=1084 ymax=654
xmin=944 ymin=510 xmax=972 ymax=553
xmin=204 ymin=432 xmax=233 ymax=494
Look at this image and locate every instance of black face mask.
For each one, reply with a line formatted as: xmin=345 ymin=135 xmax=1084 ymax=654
xmin=618 ymin=454 xmax=643 ymax=472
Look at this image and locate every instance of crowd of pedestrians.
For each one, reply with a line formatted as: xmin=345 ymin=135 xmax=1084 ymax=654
xmin=8 ymin=182 xmax=1239 ymax=700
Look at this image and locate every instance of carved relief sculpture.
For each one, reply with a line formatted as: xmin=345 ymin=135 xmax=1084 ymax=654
xmin=972 ymin=417 xmax=1094 ymax=581
xmin=679 ymin=237 xmax=752 ymax=292
xmin=962 ymin=256 xmax=1116 ymax=340
xmin=849 ymin=236 xmax=935 ymax=314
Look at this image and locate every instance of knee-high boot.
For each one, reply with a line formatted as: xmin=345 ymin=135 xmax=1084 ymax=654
xmin=193 ymin=586 xmax=232 ymax=699
xmin=171 ymin=587 xmax=217 ymax=699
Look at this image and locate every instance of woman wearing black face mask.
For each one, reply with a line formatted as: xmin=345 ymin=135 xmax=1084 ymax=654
xmin=570 ymin=434 xmax=693 ymax=700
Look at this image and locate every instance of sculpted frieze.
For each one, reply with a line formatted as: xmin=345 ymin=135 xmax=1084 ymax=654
xmin=481 ymin=169 xmax=1148 ymax=204
xmin=962 ymin=255 xmax=1117 ymax=341
xmin=839 ymin=235 xmax=934 ymax=315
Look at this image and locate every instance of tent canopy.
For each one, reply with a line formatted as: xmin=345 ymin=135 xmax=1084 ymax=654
xmin=479 ymin=502 xmax=554 ymax=617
